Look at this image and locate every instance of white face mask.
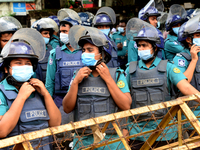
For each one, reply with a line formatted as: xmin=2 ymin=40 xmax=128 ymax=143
xmin=60 ymin=33 xmax=69 ymax=44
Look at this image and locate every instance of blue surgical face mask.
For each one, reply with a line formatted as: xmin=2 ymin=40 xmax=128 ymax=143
xmin=99 ymin=29 xmax=110 ymax=36
xmin=11 ymin=65 xmax=34 ymax=82
xmin=157 ymin=21 xmax=160 ymax=29
xmin=138 ymin=49 xmax=154 ymax=61
xmin=81 ymin=53 xmax=100 ymax=66
xmin=117 ymin=27 xmax=125 ymax=33
xmin=193 ymin=38 xmax=200 ymax=46
xmin=60 ymin=33 xmax=69 ymax=44
xmin=43 ymin=37 xmax=50 ymax=44
xmin=172 ymin=27 xmax=180 ymax=35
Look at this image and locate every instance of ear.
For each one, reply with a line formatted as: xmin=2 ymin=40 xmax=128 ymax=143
xmin=4 ymin=67 xmax=8 ymax=73
xmin=186 ymin=37 xmax=192 ymax=44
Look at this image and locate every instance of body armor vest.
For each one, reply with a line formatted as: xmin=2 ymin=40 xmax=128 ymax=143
xmin=178 ymin=52 xmax=200 ymax=108
xmin=129 ymin=60 xmax=171 ymax=120
xmin=75 ymin=68 xmax=119 ymax=134
xmin=0 ymin=84 xmax=50 ymax=150
xmin=54 ymin=46 xmax=83 ymax=94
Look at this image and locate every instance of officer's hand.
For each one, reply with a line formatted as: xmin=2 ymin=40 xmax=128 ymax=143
xmin=18 ymin=82 xmax=35 ymax=100
xmin=74 ymin=67 xmax=92 ymax=84
xmin=117 ymin=43 xmax=123 ymax=50
xmin=29 ymin=78 xmax=48 ymax=96
xmin=96 ymin=62 xmax=112 ymax=83
xmin=190 ymin=44 xmax=200 ymax=61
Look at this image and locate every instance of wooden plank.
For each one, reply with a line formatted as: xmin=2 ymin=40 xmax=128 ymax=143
xmin=180 ymin=102 xmax=200 ymax=135
xmin=177 ymin=109 xmax=182 ymax=146
xmin=112 ymin=122 xmax=131 ymax=150
xmin=13 ymin=141 xmax=33 ymax=150
xmin=101 ymin=122 xmax=110 ymax=133
xmin=140 ymin=105 xmax=180 ymax=150
xmin=172 ymin=140 xmax=200 ymax=150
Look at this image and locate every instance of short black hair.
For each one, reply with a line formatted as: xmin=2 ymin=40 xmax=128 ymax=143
xmin=119 ymin=19 xmax=127 ymax=25
xmin=60 ymin=21 xmax=72 ymax=28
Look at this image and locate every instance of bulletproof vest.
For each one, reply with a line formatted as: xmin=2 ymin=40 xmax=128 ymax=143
xmin=178 ymin=52 xmax=200 ymax=107
xmin=74 ymin=68 xmax=118 ymax=134
xmin=107 ymin=48 xmax=119 ymax=68
xmin=129 ymin=60 xmax=171 ymax=121
xmin=54 ymin=47 xmax=83 ymax=94
xmin=0 ymin=85 xmax=51 ymax=150
xmin=36 ymin=44 xmax=52 ymax=83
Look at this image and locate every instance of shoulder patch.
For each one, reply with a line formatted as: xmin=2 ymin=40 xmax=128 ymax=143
xmin=178 ymin=59 xmax=185 ymax=67
xmin=49 ymin=58 xmax=53 ymax=65
xmin=173 ymin=67 xmax=181 ymax=73
xmin=117 ymin=80 xmax=125 ymax=88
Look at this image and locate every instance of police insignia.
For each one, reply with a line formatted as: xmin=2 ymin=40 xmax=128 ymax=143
xmin=117 ymin=80 xmax=125 ymax=88
xmin=173 ymin=67 xmax=181 ymax=73
xmin=178 ymin=59 xmax=185 ymax=67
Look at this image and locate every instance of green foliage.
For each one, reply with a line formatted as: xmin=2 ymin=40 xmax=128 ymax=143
xmin=0 ymin=12 xmax=16 ymax=17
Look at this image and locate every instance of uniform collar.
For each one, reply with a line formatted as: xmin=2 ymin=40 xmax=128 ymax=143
xmin=52 ymin=34 xmax=59 ymax=39
xmin=1 ymin=78 xmax=18 ymax=91
xmin=61 ymin=44 xmax=80 ymax=53
xmin=139 ymin=57 xmax=161 ymax=70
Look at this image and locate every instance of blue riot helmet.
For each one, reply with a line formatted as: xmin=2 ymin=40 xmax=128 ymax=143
xmin=139 ymin=7 xmax=161 ymax=21
xmin=93 ymin=6 xmax=116 ymax=27
xmin=69 ymin=25 xmax=112 ymax=64
xmin=186 ymin=9 xmax=195 ymax=20
xmin=178 ymin=14 xmax=200 ymax=47
xmin=78 ymin=12 xmax=93 ymax=26
xmin=126 ymin=18 xmax=160 ymax=61
xmin=138 ymin=0 xmax=164 ymax=21
xmin=126 ymin=17 xmax=162 ymax=48
xmin=31 ymin=18 xmax=58 ymax=35
xmin=57 ymin=8 xmax=81 ymax=26
xmin=165 ymin=4 xmax=187 ymax=32
xmin=190 ymin=8 xmax=200 ymax=18
xmin=0 ymin=16 xmax=22 ymax=33
xmin=48 ymin=15 xmax=60 ymax=26
xmin=93 ymin=14 xmax=113 ymax=26
xmin=1 ymin=28 xmax=46 ymax=71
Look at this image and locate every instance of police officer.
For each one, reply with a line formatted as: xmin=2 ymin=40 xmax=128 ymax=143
xmin=0 ymin=16 xmax=22 ymax=51
xmin=125 ymin=18 xmax=200 ymax=149
xmin=0 ymin=28 xmax=61 ymax=150
xmin=31 ymin=18 xmax=58 ymax=83
xmin=164 ymin=4 xmax=187 ymax=61
xmin=128 ymin=0 xmax=165 ymax=63
xmin=45 ymin=8 xmax=83 ymax=108
xmin=48 ymin=15 xmax=63 ymax=49
xmin=63 ymin=25 xmax=131 ymax=150
xmin=112 ymin=20 xmax=129 ymax=70
xmin=78 ymin=12 xmax=94 ymax=26
xmin=173 ymin=15 xmax=200 ymax=138
xmin=93 ymin=6 xmax=119 ymax=68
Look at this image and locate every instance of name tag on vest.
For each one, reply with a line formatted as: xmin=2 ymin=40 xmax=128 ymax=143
xmin=25 ymin=110 xmax=47 ymax=119
xmin=82 ymin=87 xmax=106 ymax=94
xmin=63 ymin=61 xmax=80 ymax=66
xmin=137 ymin=78 xmax=159 ymax=85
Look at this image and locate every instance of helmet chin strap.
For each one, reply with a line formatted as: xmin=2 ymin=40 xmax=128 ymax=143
xmin=6 ymin=67 xmax=23 ymax=88
xmin=89 ymin=51 xmax=106 ymax=70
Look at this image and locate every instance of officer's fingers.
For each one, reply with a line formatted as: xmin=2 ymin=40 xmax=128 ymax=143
xmin=101 ymin=62 xmax=107 ymax=67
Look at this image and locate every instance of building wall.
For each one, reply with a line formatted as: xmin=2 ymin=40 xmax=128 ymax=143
xmin=0 ymin=2 xmax=13 ymax=16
